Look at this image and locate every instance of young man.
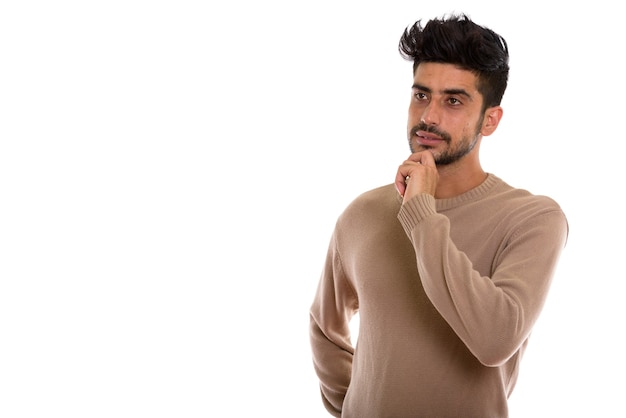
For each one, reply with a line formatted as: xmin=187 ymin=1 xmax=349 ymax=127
xmin=309 ymin=14 xmax=568 ymax=417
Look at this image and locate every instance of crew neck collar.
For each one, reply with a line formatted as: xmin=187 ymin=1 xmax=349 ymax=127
xmin=434 ymin=173 xmax=500 ymax=211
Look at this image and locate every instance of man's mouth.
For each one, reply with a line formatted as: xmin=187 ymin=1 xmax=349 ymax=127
xmin=415 ymin=131 xmax=444 ymax=147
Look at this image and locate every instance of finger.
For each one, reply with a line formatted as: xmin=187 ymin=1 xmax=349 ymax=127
xmin=407 ymin=150 xmax=435 ymax=166
xmin=395 ymin=160 xmax=422 ymax=196
xmin=419 ymin=150 xmax=436 ymax=167
xmin=395 ymin=161 xmax=413 ymax=196
xmin=395 ymin=167 xmax=408 ymax=196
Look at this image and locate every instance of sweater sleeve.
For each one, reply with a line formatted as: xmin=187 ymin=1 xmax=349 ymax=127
xmin=397 ymin=193 xmax=568 ymax=367
xmin=309 ymin=228 xmax=358 ymax=416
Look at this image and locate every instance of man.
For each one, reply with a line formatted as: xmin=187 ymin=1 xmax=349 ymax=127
xmin=309 ymin=14 xmax=568 ymax=417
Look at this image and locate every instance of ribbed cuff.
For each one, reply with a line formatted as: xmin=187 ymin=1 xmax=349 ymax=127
xmin=397 ymin=194 xmax=437 ymax=237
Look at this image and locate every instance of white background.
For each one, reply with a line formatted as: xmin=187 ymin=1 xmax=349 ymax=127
xmin=1 ymin=1 xmax=624 ymax=417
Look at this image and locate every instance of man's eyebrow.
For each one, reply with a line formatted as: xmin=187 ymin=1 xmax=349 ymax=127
xmin=412 ymin=83 xmax=431 ymax=93
xmin=412 ymin=84 xmax=472 ymax=99
xmin=444 ymin=88 xmax=472 ymax=98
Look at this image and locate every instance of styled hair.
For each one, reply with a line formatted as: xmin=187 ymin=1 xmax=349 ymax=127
xmin=399 ymin=14 xmax=509 ymax=110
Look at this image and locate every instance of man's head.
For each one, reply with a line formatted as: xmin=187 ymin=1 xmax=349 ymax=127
xmin=399 ymin=14 xmax=508 ymax=166
xmin=399 ymin=14 xmax=509 ymax=112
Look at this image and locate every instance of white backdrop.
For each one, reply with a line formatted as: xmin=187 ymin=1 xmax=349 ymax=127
xmin=1 ymin=1 xmax=624 ymax=417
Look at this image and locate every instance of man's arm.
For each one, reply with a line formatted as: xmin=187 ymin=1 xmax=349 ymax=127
xmin=309 ymin=229 xmax=358 ymax=416
xmin=398 ymin=194 xmax=568 ymax=366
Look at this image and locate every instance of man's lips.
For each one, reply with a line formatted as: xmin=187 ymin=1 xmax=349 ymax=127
xmin=415 ymin=131 xmax=444 ymax=147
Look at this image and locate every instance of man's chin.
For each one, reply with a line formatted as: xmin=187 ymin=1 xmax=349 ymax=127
xmin=409 ymin=143 xmax=436 ymax=154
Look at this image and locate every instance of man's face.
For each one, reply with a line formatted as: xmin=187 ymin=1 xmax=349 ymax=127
xmin=407 ymin=62 xmax=486 ymax=165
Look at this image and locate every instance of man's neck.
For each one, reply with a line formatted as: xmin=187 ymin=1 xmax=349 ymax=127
xmin=434 ymin=164 xmax=488 ymax=199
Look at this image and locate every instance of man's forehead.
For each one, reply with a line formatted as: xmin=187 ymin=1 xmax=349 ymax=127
xmin=413 ymin=62 xmax=479 ymax=93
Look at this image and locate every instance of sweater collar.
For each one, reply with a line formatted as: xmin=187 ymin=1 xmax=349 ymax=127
xmin=434 ymin=173 xmax=501 ymax=211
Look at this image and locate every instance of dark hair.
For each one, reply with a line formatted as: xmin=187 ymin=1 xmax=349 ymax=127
xmin=399 ymin=14 xmax=509 ymax=110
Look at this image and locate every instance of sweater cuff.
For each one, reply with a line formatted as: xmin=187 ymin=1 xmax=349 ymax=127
xmin=397 ymin=194 xmax=437 ymax=237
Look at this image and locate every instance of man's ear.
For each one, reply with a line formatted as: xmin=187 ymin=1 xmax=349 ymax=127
xmin=480 ymin=106 xmax=503 ymax=137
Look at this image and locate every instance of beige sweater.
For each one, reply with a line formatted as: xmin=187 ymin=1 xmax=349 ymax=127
xmin=309 ymin=174 xmax=568 ymax=418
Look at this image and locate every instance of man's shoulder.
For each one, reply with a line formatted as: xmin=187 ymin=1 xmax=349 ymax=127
xmin=489 ymin=175 xmax=563 ymax=211
xmin=347 ymin=183 xmax=398 ymax=209
xmin=486 ymin=177 xmax=567 ymax=232
xmin=336 ymin=184 xmax=399 ymax=223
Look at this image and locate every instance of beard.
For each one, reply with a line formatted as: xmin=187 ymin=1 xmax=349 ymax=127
xmin=408 ymin=118 xmax=482 ymax=166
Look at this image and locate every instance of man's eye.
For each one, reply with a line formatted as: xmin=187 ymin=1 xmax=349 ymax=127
xmin=448 ymin=97 xmax=461 ymax=105
xmin=414 ymin=92 xmax=427 ymax=100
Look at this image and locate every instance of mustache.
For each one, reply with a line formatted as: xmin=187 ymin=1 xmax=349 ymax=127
xmin=410 ymin=122 xmax=451 ymax=143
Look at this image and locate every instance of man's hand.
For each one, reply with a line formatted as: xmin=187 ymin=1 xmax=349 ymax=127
xmin=395 ymin=151 xmax=439 ymax=203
